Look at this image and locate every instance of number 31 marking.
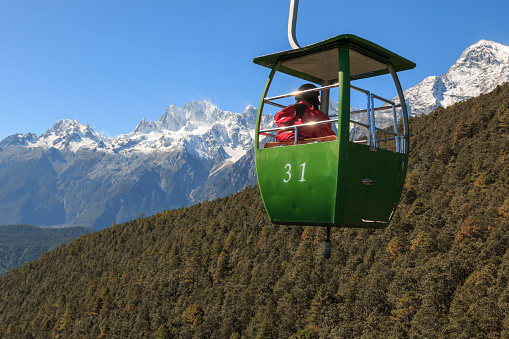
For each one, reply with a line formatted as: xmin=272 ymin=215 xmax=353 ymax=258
xmin=283 ymin=162 xmax=306 ymax=183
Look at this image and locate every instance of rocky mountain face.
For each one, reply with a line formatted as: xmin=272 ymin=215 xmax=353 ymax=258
xmin=349 ymin=40 xmax=509 ymax=139
xmin=0 ymin=102 xmax=272 ymax=229
xmin=1 ymin=40 xmax=507 ymax=229
xmin=404 ymin=39 xmax=509 ymax=115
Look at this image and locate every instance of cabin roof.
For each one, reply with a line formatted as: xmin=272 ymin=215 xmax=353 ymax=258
xmin=253 ymin=34 xmax=416 ymax=83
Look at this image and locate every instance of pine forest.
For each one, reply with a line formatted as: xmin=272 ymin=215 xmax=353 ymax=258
xmin=1 ymin=83 xmax=509 ymax=338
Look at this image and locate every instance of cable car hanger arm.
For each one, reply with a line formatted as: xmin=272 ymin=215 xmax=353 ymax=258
xmin=288 ymin=0 xmax=300 ymax=49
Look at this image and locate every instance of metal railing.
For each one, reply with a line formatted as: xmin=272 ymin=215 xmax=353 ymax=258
xmin=259 ymin=118 xmax=340 ymax=145
xmin=258 ymin=83 xmax=406 ymax=153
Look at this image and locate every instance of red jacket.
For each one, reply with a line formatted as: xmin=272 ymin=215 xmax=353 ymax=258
xmin=274 ymin=101 xmax=336 ymax=142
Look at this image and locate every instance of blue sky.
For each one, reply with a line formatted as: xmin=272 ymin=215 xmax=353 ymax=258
xmin=1 ymin=0 xmax=508 ymax=140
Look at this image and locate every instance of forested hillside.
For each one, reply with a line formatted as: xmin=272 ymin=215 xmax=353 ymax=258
xmin=1 ymin=83 xmax=508 ymax=338
xmin=0 ymin=225 xmax=92 ymax=276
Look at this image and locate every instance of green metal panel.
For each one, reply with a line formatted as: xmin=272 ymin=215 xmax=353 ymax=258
xmin=255 ymin=141 xmax=339 ymax=225
xmin=341 ymin=143 xmax=372 ymax=226
xmin=342 ymin=142 xmax=408 ymax=228
xmin=256 ymin=141 xmax=408 ymax=228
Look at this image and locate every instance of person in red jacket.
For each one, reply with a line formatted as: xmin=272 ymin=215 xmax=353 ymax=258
xmin=274 ymin=84 xmax=337 ymax=142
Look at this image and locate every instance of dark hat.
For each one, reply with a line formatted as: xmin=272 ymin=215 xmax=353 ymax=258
xmin=295 ymin=84 xmax=320 ymax=109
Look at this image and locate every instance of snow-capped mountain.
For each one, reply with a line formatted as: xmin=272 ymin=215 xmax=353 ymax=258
xmin=17 ymin=102 xmax=260 ymax=161
xmin=348 ymin=40 xmax=509 ymax=139
xmin=0 ymin=101 xmax=272 ymax=229
xmin=404 ymin=39 xmax=509 ymax=115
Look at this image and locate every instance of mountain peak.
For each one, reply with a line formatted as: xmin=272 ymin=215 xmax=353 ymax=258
xmin=37 ymin=119 xmax=105 ymax=150
xmin=402 ymin=39 xmax=509 ymax=116
xmin=454 ymin=39 xmax=509 ymax=69
xmin=157 ymin=104 xmax=186 ymax=131
xmin=44 ymin=119 xmax=92 ymax=136
xmin=243 ymin=105 xmax=258 ymax=128
xmin=182 ymin=100 xmax=222 ymax=124
xmin=133 ymin=117 xmax=159 ymax=134
xmin=0 ymin=132 xmax=38 ymax=147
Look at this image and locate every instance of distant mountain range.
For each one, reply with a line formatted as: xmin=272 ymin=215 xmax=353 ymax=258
xmin=0 ymin=103 xmax=271 ymax=229
xmin=1 ymin=40 xmax=508 ymax=229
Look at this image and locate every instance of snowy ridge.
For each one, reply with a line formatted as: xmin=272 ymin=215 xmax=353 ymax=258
xmin=403 ymin=40 xmax=509 ymax=116
xmin=35 ymin=120 xmax=108 ymax=152
xmin=0 ymin=101 xmax=266 ymax=228
xmin=12 ymin=101 xmax=267 ymax=164
xmin=348 ymin=40 xmax=509 ymax=138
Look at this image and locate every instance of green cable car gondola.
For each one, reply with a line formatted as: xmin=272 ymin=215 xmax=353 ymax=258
xmin=253 ymin=33 xmax=415 ymax=255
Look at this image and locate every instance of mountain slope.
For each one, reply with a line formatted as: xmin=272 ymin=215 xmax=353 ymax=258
xmin=1 ymin=83 xmax=508 ymax=338
xmin=0 ymin=102 xmax=267 ymax=229
xmin=404 ymin=39 xmax=509 ymax=116
xmin=0 ymin=225 xmax=92 ymax=276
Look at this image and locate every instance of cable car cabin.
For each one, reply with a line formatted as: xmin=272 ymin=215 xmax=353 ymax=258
xmin=253 ymin=34 xmax=415 ymax=229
